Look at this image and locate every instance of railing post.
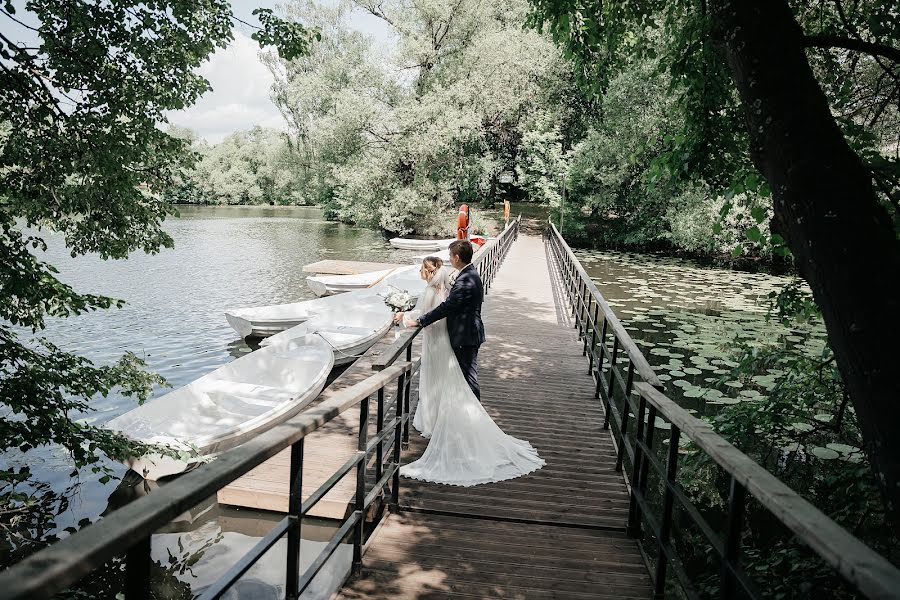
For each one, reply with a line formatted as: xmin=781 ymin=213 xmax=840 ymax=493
xmin=595 ymin=318 xmax=608 ymax=399
xmin=603 ymin=337 xmax=619 ymax=429
xmin=655 ymin=426 xmax=681 ymax=600
xmin=587 ymin=302 xmax=599 ymax=373
xmin=397 ymin=371 xmax=409 ymax=449
xmin=125 ymin=535 xmax=151 ymax=600
xmin=627 ymin=393 xmax=647 ymax=537
xmin=375 ymin=388 xmax=384 ymax=483
xmin=404 ymin=345 xmax=413 ymax=430
xmin=615 ymin=362 xmax=635 ymax=470
xmin=353 ymin=397 xmax=370 ymax=577
xmin=390 ymin=378 xmax=403 ymax=510
xmin=285 ymin=439 xmax=305 ymax=600
xmin=721 ymin=477 xmax=747 ymax=600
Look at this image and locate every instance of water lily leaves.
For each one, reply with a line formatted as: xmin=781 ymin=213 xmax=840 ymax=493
xmin=792 ymin=422 xmax=814 ymax=433
xmin=669 ymin=370 xmax=686 ymax=377
xmin=811 ymin=447 xmax=840 ymax=460
xmin=683 ymin=367 xmax=702 ymax=375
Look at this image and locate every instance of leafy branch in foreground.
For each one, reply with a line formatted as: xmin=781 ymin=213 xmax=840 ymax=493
xmin=0 ymin=0 xmax=317 ymax=559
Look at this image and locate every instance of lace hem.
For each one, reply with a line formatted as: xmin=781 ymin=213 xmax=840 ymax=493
xmin=399 ymin=457 xmax=546 ymax=488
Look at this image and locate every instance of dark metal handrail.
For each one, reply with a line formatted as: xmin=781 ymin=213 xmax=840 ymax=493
xmin=0 ymin=361 xmax=416 ymax=600
xmin=545 ymin=224 xmax=900 ymax=599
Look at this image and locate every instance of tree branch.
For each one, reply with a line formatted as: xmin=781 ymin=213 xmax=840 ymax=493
xmin=803 ymin=35 xmax=900 ymax=64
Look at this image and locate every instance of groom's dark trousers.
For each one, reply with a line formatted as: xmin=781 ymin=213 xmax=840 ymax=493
xmin=416 ymin=263 xmax=485 ymax=400
xmin=453 ymin=345 xmax=481 ymax=401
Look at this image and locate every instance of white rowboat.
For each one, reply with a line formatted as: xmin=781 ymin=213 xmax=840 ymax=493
xmin=225 ymin=304 xmax=317 ymax=339
xmin=262 ymin=291 xmax=398 ymax=366
xmin=105 ymin=336 xmax=335 ymax=480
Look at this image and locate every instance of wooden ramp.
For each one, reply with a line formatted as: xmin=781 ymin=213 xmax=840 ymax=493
xmin=303 ymin=259 xmax=409 ymax=275
xmin=338 ymin=234 xmax=652 ymax=599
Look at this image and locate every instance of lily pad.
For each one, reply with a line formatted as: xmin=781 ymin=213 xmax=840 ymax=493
xmin=811 ymin=447 xmax=840 ymax=460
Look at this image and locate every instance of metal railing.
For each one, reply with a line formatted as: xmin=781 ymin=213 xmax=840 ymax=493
xmin=0 ymin=360 xmax=415 ymax=600
xmin=474 ymin=214 xmax=519 ymax=291
xmin=546 ymin=222 xmax=900 ymax=600
xmin=0 ymin=214 xmax=523 ymax=600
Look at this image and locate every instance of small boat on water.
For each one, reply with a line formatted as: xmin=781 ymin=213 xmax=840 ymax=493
xmin=105 ymin=336 xmax=335 ymax=480
xmin=225 ymin=303 xmax=317 ymax=339
xmin=305 ymin=266 xmax=403 ymax=297
xmin=262 ymin=291 xmax=397 ymax=365
xmin=389 ymin=238 xmax=455 ymax=251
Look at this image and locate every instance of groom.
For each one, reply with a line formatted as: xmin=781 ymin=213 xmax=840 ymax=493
xmin=405 ymin=240 xmax=485 ymax=400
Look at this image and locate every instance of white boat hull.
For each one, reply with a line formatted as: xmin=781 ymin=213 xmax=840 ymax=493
xmin=106 ymin=336 xmax=335 ymax=480
xmin=225 ymin=303 xmax=318 ymax=339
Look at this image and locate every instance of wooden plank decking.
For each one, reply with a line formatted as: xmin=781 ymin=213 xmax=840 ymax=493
xmin=303 ymin=259 xmax=409 ymax=275
xmin=338 ymin=234 xmax=652 ymax=599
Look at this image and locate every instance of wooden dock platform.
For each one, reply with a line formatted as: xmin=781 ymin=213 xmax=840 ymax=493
xmin=303 ymin=259 xmax=410 ymax=275
xmin=338 ymin=234 xmax=652 ymax=599
xmin=217 ymin=330 xmax=417 ymax=519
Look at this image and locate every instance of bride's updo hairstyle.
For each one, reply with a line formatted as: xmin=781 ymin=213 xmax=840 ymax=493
xmin=420 ymin=256 xmax=443 ymax=283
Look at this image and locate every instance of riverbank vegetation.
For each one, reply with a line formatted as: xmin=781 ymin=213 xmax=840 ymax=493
xmin=0 ymin=0 xmax=315 ymax=568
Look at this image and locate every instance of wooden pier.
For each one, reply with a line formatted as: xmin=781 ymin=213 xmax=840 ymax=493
xmin=337 ymin=234 xmax=652 ymax=599
xmin=7 ymin=219 xmax=899 ymax=600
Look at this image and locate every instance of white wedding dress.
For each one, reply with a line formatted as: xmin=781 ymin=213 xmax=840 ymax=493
xmin=400 ymin=267 xmax=545 ymax=486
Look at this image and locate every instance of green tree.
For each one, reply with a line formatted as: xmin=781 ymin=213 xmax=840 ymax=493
xmin=267 ymin=0 xmax=574 ymax=234
xmin=0 ymin=0 xmax=316 ymax=549
xmin=525 ymin=0 xmax=900 ymax=528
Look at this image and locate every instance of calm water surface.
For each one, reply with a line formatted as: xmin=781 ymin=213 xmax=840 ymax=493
xmin=7 ymin=206 xmax=437 ymax=597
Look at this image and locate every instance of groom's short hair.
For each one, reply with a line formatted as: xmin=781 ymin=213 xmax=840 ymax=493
xmin=449 ymin=240 xmax=474 ymax=264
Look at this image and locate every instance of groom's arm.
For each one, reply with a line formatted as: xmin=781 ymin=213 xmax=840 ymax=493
xmin=416 ymin=272 xmax=476 ymax=327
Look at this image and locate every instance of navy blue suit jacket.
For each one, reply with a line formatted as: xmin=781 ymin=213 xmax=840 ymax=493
xmin=417 ymin=264 xmax=485 ymax=347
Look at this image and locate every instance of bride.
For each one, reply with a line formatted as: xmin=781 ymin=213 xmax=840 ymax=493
xmin=396 ymin=256 xmax=544 ymax=486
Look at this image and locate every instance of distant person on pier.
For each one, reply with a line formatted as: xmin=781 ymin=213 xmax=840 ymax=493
xmin=391 ymin=241 xmax=544 ymax=486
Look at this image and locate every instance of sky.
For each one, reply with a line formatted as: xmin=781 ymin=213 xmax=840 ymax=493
xmin=166 ymin=0 xmax=394 ymax=143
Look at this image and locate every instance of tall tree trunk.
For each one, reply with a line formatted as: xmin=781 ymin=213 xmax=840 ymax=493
xmin=711 ymin=0 xmax=900 ymax=530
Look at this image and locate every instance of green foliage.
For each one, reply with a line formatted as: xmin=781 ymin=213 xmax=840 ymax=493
xmin=526 ymin=0 xmax=898 ymax=253
xmin=0 ymin=0 xmax=315 ymax=555
xmin=264 ymin=0 xmax=577 ymax=234
xmin=182 ymin=127 xmax=311 ymax=205
xmin=673 ymin=282 xmax=897 ymax=596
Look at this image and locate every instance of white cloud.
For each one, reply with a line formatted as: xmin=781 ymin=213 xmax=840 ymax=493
xmin=165 ymin=31 xmax=284 ymax=144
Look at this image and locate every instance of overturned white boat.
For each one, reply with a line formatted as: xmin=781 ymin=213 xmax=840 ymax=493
xmin=263 ymin=292 xmax=396 ymax=366
xmin=105 ymin=336 xmax=335 ymax=480
xmin=305 ymin=266 xmax=402 ymax=297
xmin=224 ymin=303 xmax=317 ymax=339
xmin=389 ymin=237 xmax=454 ymax=251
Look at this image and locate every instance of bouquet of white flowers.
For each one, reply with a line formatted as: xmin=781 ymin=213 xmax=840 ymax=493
xmin=381 ymin=286 xmax=417 ymax=313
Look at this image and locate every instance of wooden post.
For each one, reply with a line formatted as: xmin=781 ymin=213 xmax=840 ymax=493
xmin=353 ymin=397 xmax=369 ymax=576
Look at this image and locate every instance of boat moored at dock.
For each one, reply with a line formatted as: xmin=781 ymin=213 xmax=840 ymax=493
xmin=105 ymin=335 xmax=335 ymax=480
